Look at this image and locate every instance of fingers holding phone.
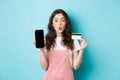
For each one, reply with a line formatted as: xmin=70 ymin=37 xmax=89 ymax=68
xmin=33 ymin=38 xmax=46 ymax=48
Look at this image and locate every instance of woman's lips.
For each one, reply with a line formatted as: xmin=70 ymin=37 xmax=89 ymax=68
xmin=59 ymin=27 xmax=62 ymax=30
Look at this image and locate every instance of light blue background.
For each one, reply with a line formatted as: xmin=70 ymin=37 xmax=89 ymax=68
xmin=0 ymin=0 xmax=120 ymax=80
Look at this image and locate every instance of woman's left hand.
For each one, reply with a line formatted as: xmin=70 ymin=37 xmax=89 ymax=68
xmin=80 ymin=38 xmax=88 ymax=50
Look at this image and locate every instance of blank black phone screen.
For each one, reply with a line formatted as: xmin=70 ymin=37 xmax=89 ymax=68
xmin=35 ymin=30 xmax=44 ymax=48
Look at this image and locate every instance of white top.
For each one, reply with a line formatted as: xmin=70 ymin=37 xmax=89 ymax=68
xmin=51 ymin=37 xmax=80 ymax=51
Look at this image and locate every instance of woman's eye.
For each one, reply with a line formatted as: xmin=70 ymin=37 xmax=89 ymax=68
xmin=55 ymin=20 xmax=58 ymax=22
xmin=62 ymin=19 xmax=65 ymax=22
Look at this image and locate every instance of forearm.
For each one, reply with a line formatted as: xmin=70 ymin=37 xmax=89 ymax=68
xmin=73 ymin=49 xmax=84 ymax=70
xmin=39 ymin=49 xmax=48 ymax=70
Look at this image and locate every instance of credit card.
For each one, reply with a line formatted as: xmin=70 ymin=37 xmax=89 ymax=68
xmin=72 ymin=33 xmax=82 ymax=39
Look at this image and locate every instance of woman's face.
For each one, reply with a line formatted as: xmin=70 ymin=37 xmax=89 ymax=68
xmin=52 ymin=13 xmax=66 ymax=36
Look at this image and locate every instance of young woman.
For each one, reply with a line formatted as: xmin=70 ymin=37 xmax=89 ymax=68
xmin=34 ymin=9 xmax=87 ymax=80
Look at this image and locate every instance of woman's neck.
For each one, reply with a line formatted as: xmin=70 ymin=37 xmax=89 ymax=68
xmin=56 ymin=32 xmax=62 ymax=37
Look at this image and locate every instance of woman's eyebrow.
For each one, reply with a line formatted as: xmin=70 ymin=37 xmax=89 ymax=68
xmin=61 ymin=17 xmax=65 ymax=19
xmin=53 ymin=17 xmax=65 ymax=20
xmin=53 ymin=17 xmax=59 ymax=20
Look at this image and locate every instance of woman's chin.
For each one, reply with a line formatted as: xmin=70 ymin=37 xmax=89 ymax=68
xmin=56 ymin=30 xmax=63 ymax=34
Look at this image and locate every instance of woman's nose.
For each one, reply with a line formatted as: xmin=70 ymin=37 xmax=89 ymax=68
xmin=58 ymin=21 xmax=62 ymax=26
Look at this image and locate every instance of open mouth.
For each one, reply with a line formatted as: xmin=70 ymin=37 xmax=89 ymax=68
xmin=59 ymin=27 xmax=62 ymax=30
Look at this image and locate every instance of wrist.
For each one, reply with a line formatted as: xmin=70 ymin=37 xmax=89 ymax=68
xmin=38 ymin=48 xmax=45 ymax=53
xmin=80 ymin=49 xmax=84 ymax=52
xmin=80 ymin=46 xmax=84 ymax=50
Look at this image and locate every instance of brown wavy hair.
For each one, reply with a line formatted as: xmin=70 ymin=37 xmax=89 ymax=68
xmin=45 ymin=9 xmax=74 ymax=50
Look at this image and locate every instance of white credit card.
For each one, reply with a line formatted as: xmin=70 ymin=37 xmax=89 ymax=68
xmin=72 ymin=33 xmax=82 ymax=39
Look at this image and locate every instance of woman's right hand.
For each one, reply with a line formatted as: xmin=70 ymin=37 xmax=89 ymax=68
xmin=33 ymin=38 xmax=46 ymax=52
xmin=33 ymin=38 xmax=46 ymax=45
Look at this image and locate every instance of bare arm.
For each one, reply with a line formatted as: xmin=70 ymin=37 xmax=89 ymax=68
xmin=39 ymin=48 xmax=48 ymax=70
xmin=72 ymin=38 xmax=87 ymax=70
xmin=72 ymin=50 xmax=84 ymax=70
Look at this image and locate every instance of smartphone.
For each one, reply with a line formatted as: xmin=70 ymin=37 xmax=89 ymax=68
xmin=35 ymin=29 xmax=44 ymax=48
xmin=72 ymin=33 xmax=82 ymax=39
